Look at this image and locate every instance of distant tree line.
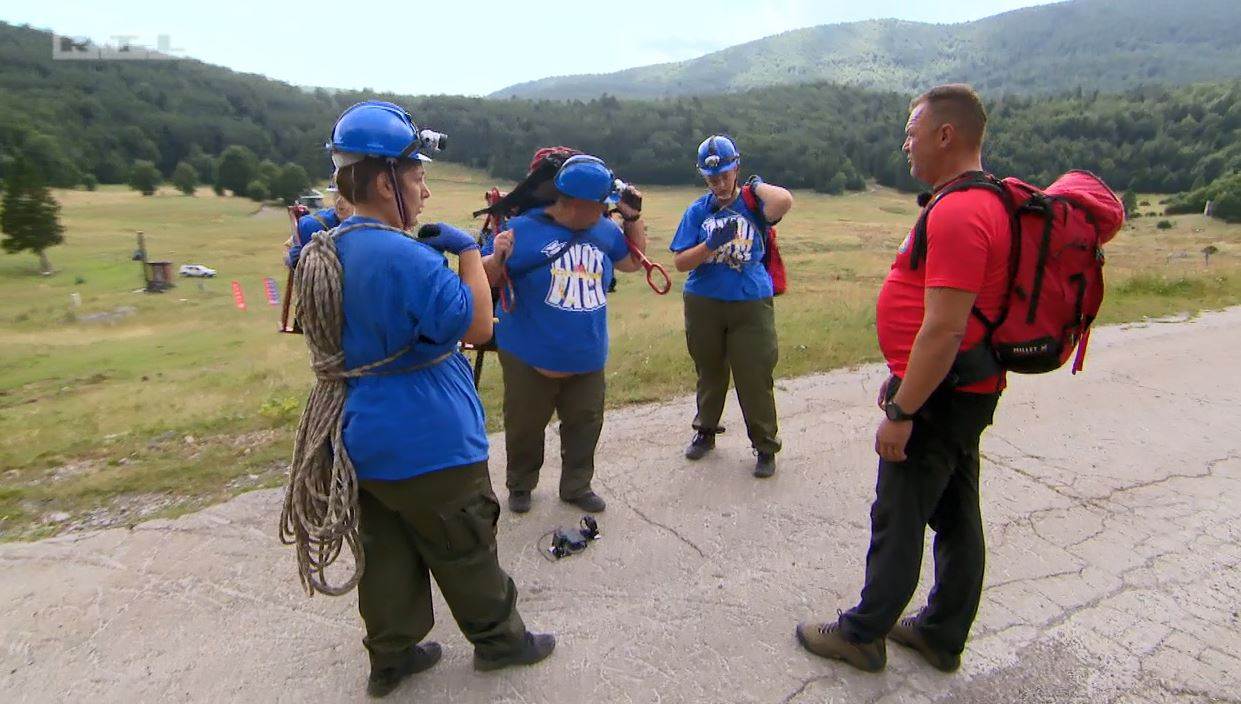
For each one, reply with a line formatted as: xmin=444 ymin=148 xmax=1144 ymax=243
xmin=3 ymin=22 xmax=1241 ymax=203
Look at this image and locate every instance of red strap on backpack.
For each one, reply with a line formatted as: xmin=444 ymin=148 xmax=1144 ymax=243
xmin=740 ymin=184 xmax=787 ymax=296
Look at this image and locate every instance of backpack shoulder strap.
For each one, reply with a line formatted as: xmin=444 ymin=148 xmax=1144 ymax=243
xmin=740 ymin=184 xmax=775 ymax=266
xmin=311 ymin=212 xmax=332 ymax=230
xmin=739 ymin=184 xmax=768 ymax=230
xmin=910 ymin=173 xmax=1005 ymax=271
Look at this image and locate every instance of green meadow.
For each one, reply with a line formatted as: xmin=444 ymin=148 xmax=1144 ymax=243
xmin=1 ymin=163 xmax=1238 ymax=539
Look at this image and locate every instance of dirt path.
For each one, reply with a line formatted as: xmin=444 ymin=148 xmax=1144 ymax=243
xmin=3 ymin=309 xmax=1239 ymax=704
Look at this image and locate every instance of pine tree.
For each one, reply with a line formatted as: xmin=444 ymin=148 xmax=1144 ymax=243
xmin=1 ymin=155 xmax=65 ymax=275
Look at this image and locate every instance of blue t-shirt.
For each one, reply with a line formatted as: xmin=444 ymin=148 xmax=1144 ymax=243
xmin=297 ymin=208 xmax=341 ymax=245
xmin=494 ymin=208 xmax=629 ymax=374
xmin=669 ymin=192 xmax=773 ymax=301
xmin=334 ymin=215 xmax=488 ymax=481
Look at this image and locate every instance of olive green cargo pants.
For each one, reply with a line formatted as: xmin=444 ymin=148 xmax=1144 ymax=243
xmin=499 ymin=350 xmax=605 ymax=500
xmin=683 ymin=292 xmax=781 ymax=455
xmin=357 ymin=461 xmax=527 ymax=669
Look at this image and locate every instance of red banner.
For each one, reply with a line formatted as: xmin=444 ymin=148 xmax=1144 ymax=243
xmin=231 ymin=280 xmax=247 ymax=310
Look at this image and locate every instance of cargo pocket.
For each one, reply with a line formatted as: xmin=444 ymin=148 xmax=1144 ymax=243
xmin=436 ymin=492 xmax=501 ymax=558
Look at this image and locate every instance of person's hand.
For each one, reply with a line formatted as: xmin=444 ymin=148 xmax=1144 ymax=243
xmin=705 ymin=219 xmax=738 ymax=250
xmin=877 ymin=377 xmax=890 ymax=410
xmin=491 ymin=229 xmax=514 ymax=260
xmin=875 ymin=417 xmax=912 ymax=462
xmin=745 ymin=174 xmax=764 ymax=189
xmin=418 ymin=223 xmax=480 ymax=255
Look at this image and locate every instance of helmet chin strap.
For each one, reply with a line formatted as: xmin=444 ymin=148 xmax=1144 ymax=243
xmin=387 ymin=161 xmax=411 ymax=231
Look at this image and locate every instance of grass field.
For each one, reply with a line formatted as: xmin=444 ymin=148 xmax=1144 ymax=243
xmin=2 ymin=164 xmax=1239 ymax=540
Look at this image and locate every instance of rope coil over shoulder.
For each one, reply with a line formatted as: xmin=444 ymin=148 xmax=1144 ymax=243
xmin=278 ymin=222 xmax=451 ymax=596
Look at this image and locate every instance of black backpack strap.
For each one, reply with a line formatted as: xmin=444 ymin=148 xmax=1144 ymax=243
xmin=472 ymin=152 xmax=576 ymax=219
xmin=909 ymin=172 xmax=1003 ymax=271
xmin=910 ymin=173 xmax=1011 ymax=388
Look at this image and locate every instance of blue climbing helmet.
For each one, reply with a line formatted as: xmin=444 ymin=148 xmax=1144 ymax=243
xmin=326 ymin=101 xmax=441 ymax=168
xmin=696 ymin=135 xmax=740 ymax=176
xmin=326 ymin=101 xmax=447 ymax=228
xmin=554 ymin=155 xmax=621 ymax=204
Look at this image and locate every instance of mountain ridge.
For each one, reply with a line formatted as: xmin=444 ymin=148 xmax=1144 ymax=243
xmin=489 ymin=0 xmax=1241 ymax=100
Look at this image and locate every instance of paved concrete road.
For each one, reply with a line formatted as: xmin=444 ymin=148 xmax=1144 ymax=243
xmin=3 ymin=309 xmax=1239 ymax=704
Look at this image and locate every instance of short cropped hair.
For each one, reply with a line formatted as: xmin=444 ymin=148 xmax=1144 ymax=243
xmin=911 ymin=84 xmax=988 ymax=149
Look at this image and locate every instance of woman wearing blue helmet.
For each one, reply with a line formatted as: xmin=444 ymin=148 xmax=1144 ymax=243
xmin=481 ymin=153 xmax=648 ymax=515
xmin=282 ymin=101 xmax=554 ymax=698
xmin=669 ymin=135 xmax=795 ymax=478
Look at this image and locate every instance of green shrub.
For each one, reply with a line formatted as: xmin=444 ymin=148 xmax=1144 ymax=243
xmin=246 ymin=179 xmax=269 ymax=202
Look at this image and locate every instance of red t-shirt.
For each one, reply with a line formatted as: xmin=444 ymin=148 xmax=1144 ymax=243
xmin=876 ymin=187 xmax=1011 ymax=394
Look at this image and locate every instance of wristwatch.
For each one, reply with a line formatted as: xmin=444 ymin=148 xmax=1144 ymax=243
xmin=884 ymin=399 xmax=916 ymax=422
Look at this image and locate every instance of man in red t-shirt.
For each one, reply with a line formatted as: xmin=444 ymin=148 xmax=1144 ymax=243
xmin=797 ymin=84 xmax=1010 ymax=673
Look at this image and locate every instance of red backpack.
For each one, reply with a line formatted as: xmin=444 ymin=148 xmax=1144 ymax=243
xmin=739 ymin=184 xmax=787 ymax=296
xmin=910 ymin=170 xmax=1124 ymax=384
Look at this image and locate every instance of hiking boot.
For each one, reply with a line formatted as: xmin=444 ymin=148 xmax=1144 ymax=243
xmin=562 ymin=491 xmax=606 ymax=513
xmin=508 ymin=490 xmax=532 ymax=514
xmin=795 ymin=620 xmax=886 ymax=673
xmin=366 ymin=642 xmax=442 ymax=698
xmin=685 ymin=430 xmax=716 ymax=460
xmin=474 ymin=632 xmax=557 ymax=672
xmin=753 ymin=451 xmax=777 ymax=478
xmin=888 ymin=615 xmax=961 ymax=672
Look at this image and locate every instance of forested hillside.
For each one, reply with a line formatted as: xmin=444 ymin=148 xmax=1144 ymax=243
xmin=3 ymin=21 xmax=1240 ymax=197
xmin=493 ymin=0 xmax=1241 ymax=100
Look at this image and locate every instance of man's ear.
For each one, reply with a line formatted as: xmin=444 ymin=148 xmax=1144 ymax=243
xmin=938 ymin=122 xmax=956 ymax=150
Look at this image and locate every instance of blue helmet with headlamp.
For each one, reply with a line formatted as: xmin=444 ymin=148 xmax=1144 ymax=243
xmin=325 ymin=101 xmax=449 ymax=229
xmin=326 ymin=100 xmax=447 ymax=168
xmin=696 ymin=135 xmax=740 ymax=177
xmin=553 ymin=154 xmax=622 ymax=204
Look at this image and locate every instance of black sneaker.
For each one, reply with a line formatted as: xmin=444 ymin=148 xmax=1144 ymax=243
xmin=474 ymin=632 xmax=557 ymax=672
xmin=685 ymin=429 xmax=717 ymax=460
xmin=508 ymin=490 xmax=532 ymax=514
xmin=366 ymin=642 xmax=442 ymax=698
xmin=562 ymin=491 xmax=606 ymax=513
xmin=753 ymin=451 xmax=776 ymax=478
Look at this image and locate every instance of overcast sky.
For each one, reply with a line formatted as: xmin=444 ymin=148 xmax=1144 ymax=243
xmin=4 ymin=0 xmax=1059 ymax=96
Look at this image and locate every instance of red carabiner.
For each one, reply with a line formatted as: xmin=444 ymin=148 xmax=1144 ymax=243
xmin=627 ymin=240 xmax=671 ymax=295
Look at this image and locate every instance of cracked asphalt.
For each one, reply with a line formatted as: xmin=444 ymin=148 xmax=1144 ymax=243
xmin=2 ymin=308 xmax=1239 ymax=703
